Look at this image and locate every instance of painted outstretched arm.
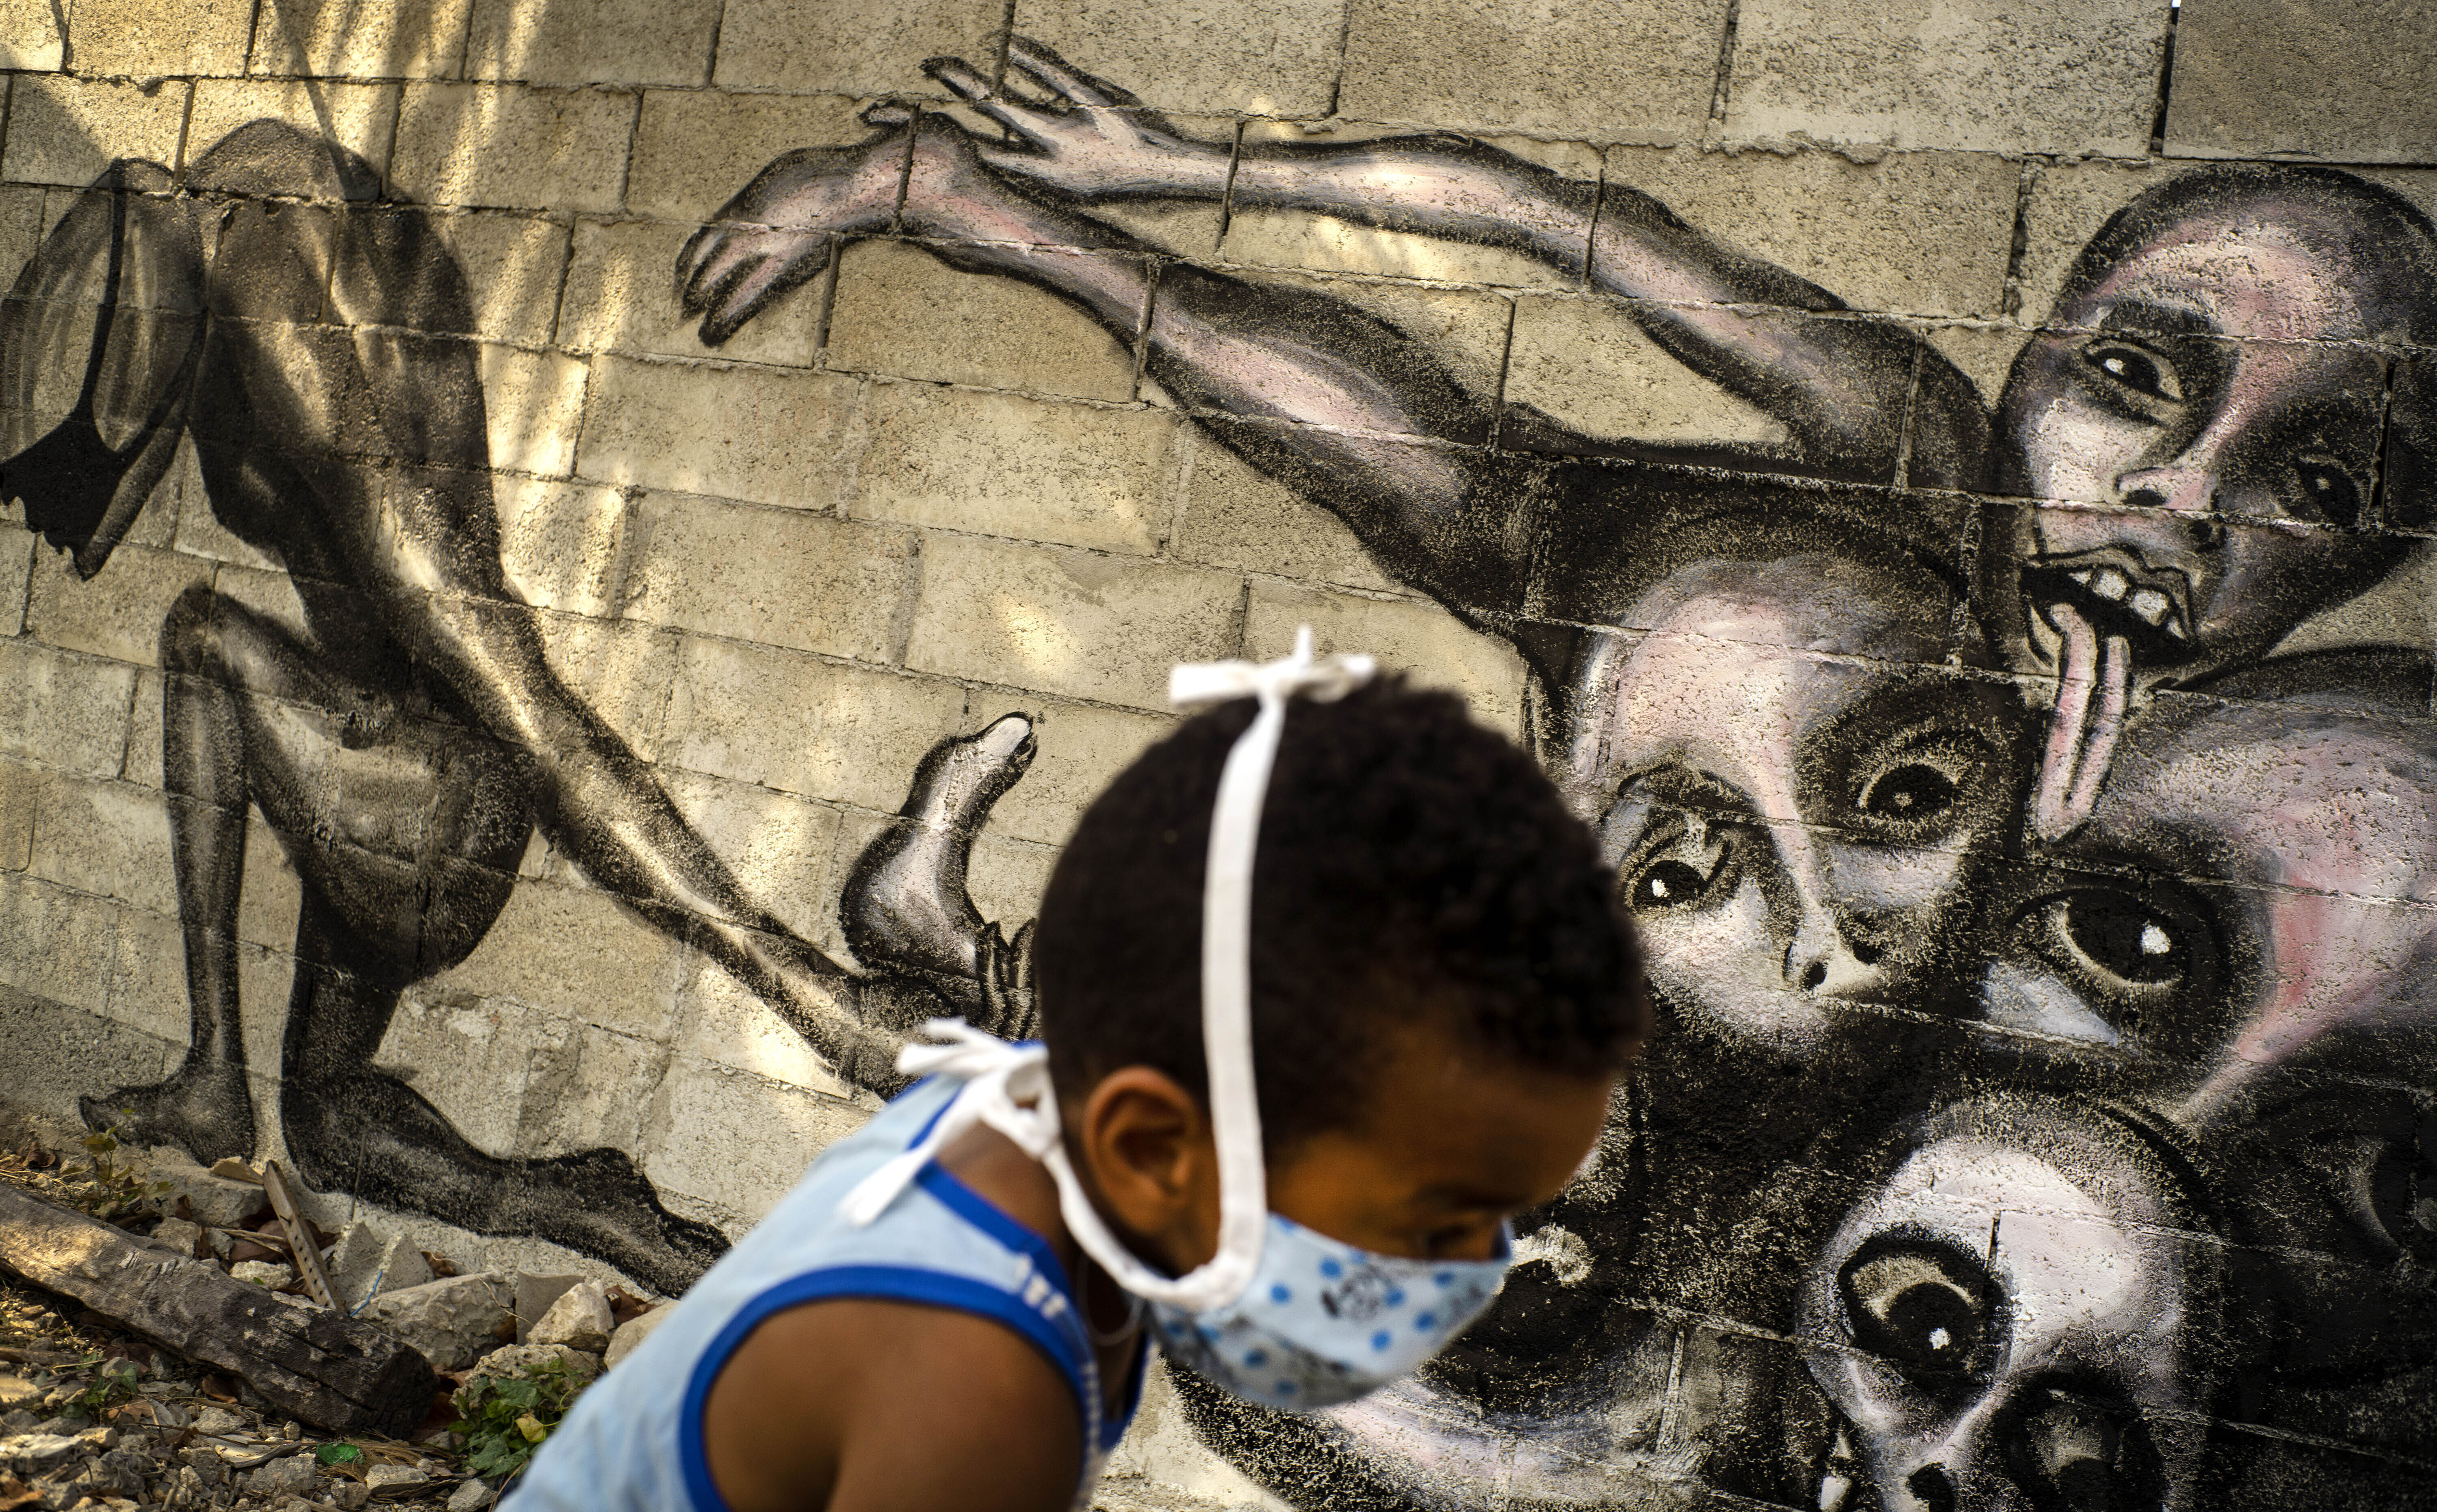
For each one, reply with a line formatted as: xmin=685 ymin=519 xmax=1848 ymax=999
xmin=681 ymin=113 xmax=1543 ymax=615
xmin=939 ymin=40 xmax=1987 ymax=485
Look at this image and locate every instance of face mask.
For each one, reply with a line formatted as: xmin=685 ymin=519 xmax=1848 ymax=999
xmin=840 ymin=627 xmax=1513 ymax=1410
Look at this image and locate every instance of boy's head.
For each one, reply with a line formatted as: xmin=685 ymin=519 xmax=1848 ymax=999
xmin=1033 ymin=677 xmax=1644 ymax=1268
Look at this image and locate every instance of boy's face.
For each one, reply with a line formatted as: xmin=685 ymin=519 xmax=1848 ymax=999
xmin=1262 ymin=1016 xmax=1621 ymax=1264
xmin=1994 ymin=201 xmax=2402 ymax=677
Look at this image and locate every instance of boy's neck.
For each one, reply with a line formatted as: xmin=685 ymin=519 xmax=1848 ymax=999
xmin=937 ymin=1123 xmax=1148 ymax=1407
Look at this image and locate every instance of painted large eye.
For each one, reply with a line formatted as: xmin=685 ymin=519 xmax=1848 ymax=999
xmin=2046 ymin=892 xmax=2187 ymax=990
xmin=1840 ymin=1238 xmax=1998 ymax=1379
xmin=2082 ymin=340 xmax=2184 ymax=404
xmin=1857 ymin=761 xmax=1959 ymax=822
xmin=2290 ymin=456 xmax=2365 ymax=530
xmin=1613 ymin=807 xmax=1746 ymax=917
xmin=1628 ymin=859 xmax=1710 ymax=910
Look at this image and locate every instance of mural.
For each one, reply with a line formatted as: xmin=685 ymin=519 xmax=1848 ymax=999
xmin=5 ymin=29 xmax=2434 ymax=1512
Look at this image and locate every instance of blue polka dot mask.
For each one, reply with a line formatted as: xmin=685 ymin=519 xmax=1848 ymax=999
xmin=840 ymin=628 xmax=1511 ymax=1410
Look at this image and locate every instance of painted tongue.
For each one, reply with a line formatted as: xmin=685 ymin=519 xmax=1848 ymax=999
xmin=2031 ymin=601 xmax=2134 ymax=844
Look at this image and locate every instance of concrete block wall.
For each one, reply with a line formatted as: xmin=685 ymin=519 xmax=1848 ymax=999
xmin=1 ymin=0 xmax=2434 ymax=1507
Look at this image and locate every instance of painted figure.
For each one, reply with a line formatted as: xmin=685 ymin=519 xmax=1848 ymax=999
xmin=0 ymin=123 xmax=1033 ymax=1290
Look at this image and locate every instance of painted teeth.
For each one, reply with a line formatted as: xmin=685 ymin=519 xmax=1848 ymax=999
xmin=2166 ymin=618 xmax=2188 ymax=640
xmin=2129 ymin=587 xmax=2170 ymax=625
xmin=2090 ymin=566 xmax=2130 ymax=601
xmin=2069 ymin=569 xmax=2093 ymax=587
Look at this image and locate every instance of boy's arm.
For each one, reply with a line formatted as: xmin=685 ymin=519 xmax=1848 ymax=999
xmin=941 ymin=40 xmax=1987 ymax=486
xmin=703 ymin=1298 xmax=1083 ymax=1512
xmin=682 ymin=115 xmax=1547 ymax=616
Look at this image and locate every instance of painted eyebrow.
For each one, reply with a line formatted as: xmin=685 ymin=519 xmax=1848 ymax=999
xmin=2096 ymin=299 xmax=2221 ymax=341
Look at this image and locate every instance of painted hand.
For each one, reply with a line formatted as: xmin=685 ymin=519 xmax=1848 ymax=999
xmin=677 ymin=133 xmax=905 ymax=345
xmin=901 ymin=37 xmax=1228 ymax=201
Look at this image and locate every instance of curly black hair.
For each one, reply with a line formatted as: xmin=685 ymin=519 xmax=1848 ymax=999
xmin=1033 ymin=676 xmax=1645 ymax=1153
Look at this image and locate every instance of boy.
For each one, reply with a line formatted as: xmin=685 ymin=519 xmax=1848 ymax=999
xmin=509 ymin=643 xmax=1645 ymax=1511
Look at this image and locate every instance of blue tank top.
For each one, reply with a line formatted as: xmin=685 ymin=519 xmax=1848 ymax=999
xmin=505 ymin=1074 xmax=1148 ymax=1512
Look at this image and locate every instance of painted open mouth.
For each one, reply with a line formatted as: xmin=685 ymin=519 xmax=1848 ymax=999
xmin=2022 ymin=553 xmax=2197 ymax=666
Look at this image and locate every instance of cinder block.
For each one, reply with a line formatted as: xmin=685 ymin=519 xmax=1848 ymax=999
xmin=852 ymin=383 xmax=1180 ymax=555
xmin=165 ymin=441 xmax=278 ymax=573
xmin=465 ymin=0 xmax=723 ymax=88
xmin=2009 ymin=156 xmax=2165 ymax=328
xmin=1222 ymin=128 xmax=1602 ymax=290
xmin=495 ymin=477 xmax=628 ymax=619
xmin=556 ymin=218 xmax=822 ymax=368
xmin=250 ymin=0 xmax=475 ymax=80
xmin=514 ymin=1021 xmax=671 ymax=1159
xmin=964 ymin=830 xmax=1058 ymax=937
xmin=183 ymin=82 xmax=403 ymax=188
xmin=98 ymin=903 xmax=193 ymax=1044
xmin=391 ymin=84 xmax=636 ymax=214
xmin=620 ymin=494 xmax=919 ymax=663
xmin=434 ymin=876 xmax=685 ymax=1039
xmin=1340 ymin=0 xmax=1727 ymax=139
xmin=675 ymin=959 xmax=858 ymax=1103
xmin=2166 ymin=0 xmax=2437 ymax=164
xmin=712 ymin=0 xmax=1006 ymax=97
xmin=0 ymin=872 xmax=119 ymax=1014
xmin=663 ymin=637 xmax=968 ymax=811
xmin=403 ymin=212 xmax=572 ymax=346
xmin=1012 ymin=0 xmax=1346 ymax=118
xmin=0 ymin=532 xmax=29 ymax=637
xmin=825 ymin=240 xmax=1142 ymax=403
xmin=574 ymin=356 xmax=861 ymax=510
xmin=2 ymin=78 xmax=192 ymax=189
xmin=528 ymin=609 xmax=682 ymax=758
xmin=0 ymin=641 xmax=136 ymax=779
xmin=1606 ymin=144 xmax=2019 ymax=320
xmin=237 ymin=818 xmax=307 ymax=951
xmin=0 ymin=2 xmax=63 ymax=69
xmin=1723 ymin=0 xmax=2167 ymax=157
xmin=1245 ymin=581 xmax=1527 ymax=728
xmin=1503 ymin=294 xmax=1791 ymax=452
xmin=372 ymin=992 xmax=555 ymax=1155
xmin=28 ymin=774 xmax=177 ymax=916
xmin=23 ymin=542 xmax=208 ymax=667
xmin=625 ymin=90 xmax=872 ymax=225
xmin=481 ymin=345 xmax=589 ymax=478
xmin=903 ymin=535 xmax=1242 ymax=710
xmin=74 ymin=0 xmax=254 ymax=77
xmin=642 ymin=1052 xmax=868 ymax=1223
xmin=119 ymin=671 xmax=163 ymax=790
xmin=0 ymin=186 xmax=45 ymax=301
xmin=0 ymin=759 xmax=33 ymax=872
xmin=1168 ymin=426 xmax=1399 ymax=594
xmin=653 ymin=768 xmax=842 ymax=946
xmin=972 ymin=697 xmax=1173 ymax=848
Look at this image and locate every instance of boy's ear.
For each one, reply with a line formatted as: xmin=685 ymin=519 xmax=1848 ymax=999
xmin=1075 ymin=1066 xmax=1216 ymax=1254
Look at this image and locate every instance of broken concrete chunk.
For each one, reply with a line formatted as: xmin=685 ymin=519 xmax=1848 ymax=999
xmin=603 ymin=1306 xmax=670 ymax=1370
xmin=333 ymin=1479 xmax=373 ymax=1510
xmin=0 ymin=1378 xmax=32 ymax=1410
xmin=448 ymin=1475 xmax=496 ymax=1511
xmin=470 ymin=1343 xmax=602 ymax=1389
xmin=361 ymin=1273 xmax=515 ymax=1372
xmin=143 ymin=1152 xmax=270 ymax=1230
xmin=528 ymin=1281 xmax=611 ymax=1352
xmin=149 ymin=1218 xmax=206 ymax=1259
xmin=512 ymin=1274 xmax=582 ymax=1344
xmin=229 ymin=1260 xmax=297 ymax=1290
xmin=1 ymin=1433 xmax=79 ymax=1473
xmin=327 ymin=1222 xmax=435 ymax=1314
xmin=246 ymin=1451 xmax=318 ymax=1495
xmin=366 ymin=1464 xmax=429 ymax=1490
xmin=206 ymin=1158 xmax=263 ymax=1185
xmin=188 ymin=1407 xmax=245 ymax=1438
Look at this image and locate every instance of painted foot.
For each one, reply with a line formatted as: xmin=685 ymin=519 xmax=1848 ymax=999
xmin=80 ymin=1060 xmax=256 ymax=1164
xmin=842 ymin=713 xmax=1036 ymax=989
xmin=533 ymin=1147 xmax=732 ymax=1295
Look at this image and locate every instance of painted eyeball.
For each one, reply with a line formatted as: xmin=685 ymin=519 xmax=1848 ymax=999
xmin=2287 ymin=455 xmax=2366 ymax=530
xmin=2009 ymin=883 xmax=2221 ymax=1044
xmin=1838 ymin=1237 xmax=1998 ymax=1382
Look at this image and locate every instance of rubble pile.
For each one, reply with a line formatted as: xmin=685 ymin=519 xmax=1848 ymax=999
xmin=0 ymin=1133 xmax=668 ymax=1512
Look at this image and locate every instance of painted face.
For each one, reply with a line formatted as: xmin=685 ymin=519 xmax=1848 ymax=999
xmin=1995 ymin=201 xmax=2405 ymax=676
xmin=1569 ymin=555 xmax=2021 ymax=1058
xmin=1987 ymin=690 xmax=2437 ymax=1084
xmin=1802 ymin=1099 xmax=2206 ymax=1512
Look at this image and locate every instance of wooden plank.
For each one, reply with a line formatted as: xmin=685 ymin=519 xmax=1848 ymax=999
xmin=261 ymin=1161 xmax=338 ymax=1311
xmin=0 ymin=1184 xmax=438 ymax=1434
